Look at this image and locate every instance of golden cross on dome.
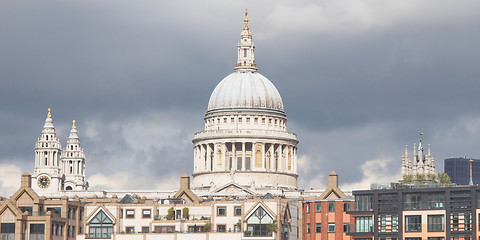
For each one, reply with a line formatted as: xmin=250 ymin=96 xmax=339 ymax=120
xmin=244 ymin=9 xmax=249 ymax=30
xmin=72 ymin=120 xmax=76 ymax=129
xmin=47 ymin=108 xmax=51 ymax=118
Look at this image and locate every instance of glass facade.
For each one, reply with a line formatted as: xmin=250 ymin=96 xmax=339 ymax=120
xmin=88 ymin=210 xmax=113 ymax=239
xmin=355 ymin=195 xmax=372 ymax=211
xmin=427 ymin=215 xmax=444 ymax=232
xmin=355 ymin=216 xmax=372 ymax=233
xmin=404 ymin=193 xmax=445 ymax=210
xmin=405 ymin=215 xmax=421 ymax=232
xmin=246 ymin=207 xmax=274 ymax=237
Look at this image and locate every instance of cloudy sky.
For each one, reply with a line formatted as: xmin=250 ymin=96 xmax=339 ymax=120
xmin=1 ymin=0 xmax=480 ymax=197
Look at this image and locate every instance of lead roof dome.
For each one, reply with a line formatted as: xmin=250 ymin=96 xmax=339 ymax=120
xmin=207 ymin=72 xmax=285 ymax=115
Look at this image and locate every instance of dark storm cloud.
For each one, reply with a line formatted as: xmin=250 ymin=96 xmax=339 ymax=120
xmin=1 ymin=0 xmax=480 ymax=195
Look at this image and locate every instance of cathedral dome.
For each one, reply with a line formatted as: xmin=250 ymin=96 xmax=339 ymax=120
xmin=207 ymin=71 xmax=285 ymax=115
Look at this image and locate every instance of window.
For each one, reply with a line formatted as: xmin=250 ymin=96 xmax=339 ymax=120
xmin=239 ymin=117 xmax=242 ymax=123
xmin=428 ymin=237 xmax=444 ymax=240
xmin=30 ymin=224 xmax=44 ymax=234
xmin=188 ymin=226 xmax=204 ymax=233
xmin=88 ymin=210 xmax=113 ymax=238
xmin=306 ymin=223 xmax=310 ymax=233
xmin=243 ymin=49 xmax=247 ymax=57
xmin=355 ymin=216 xmax=372 ymax=233
xmin=343 ymin=202 xmax=351 ymax=212
xmin=315 ymin=223 xmax=321 ymax=233
xmin=315 ymin=203 xmax=321 ymax=212
xmin=328 ymin=223 xmax=335 ymax=232
xmin=237 ymin=157 xmax=242 ymax=170
xmin=72 ymin=208 xmax=76 ymax=219
xmin=142 ymin=209 xmax=151 ymax=219
xmin=217 ymin=206 xmax=226 ymax=216
xmin=427 ymin=215 xmax=444 ymax=232
xmin=217 ymin=225 xmax=226 ymax=232
xmin=234 ymin=206 xmax=242 ymax=216
xmin=328 ymin=202 xmax=335 ymax=212
xmin=72 ymin=226 xmax=76 ymax=237
xmin=126 ymin=209 xmax=135 ymax=218
xmin=355 ymin=195 xmax=372 ymax=211
xmin=126 ymin=227 xmax=134 ymax=234
xmin=343 ymin=223 xmax=350 ymax=232
xmin=142 ymin=227 xmax=149 ymax=233
xmin=405 ymin=215 xmax=421 ymax=232
xmin=306 ymin=203 xmax=310 ymax=213
xmin=246 ymin=206 xmax=274 ymax=237
xmin=154 ymin=226 xmax=174 ymax=233
xmin=1 ymin=223 xmax=15 ymax=239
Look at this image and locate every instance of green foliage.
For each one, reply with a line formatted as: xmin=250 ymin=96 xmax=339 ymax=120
xmin=402 ymin=174 xmax=414 ymax=183
xmin=267 ymin=220 xmax=278 ymax=233
xmin=415 ymin=173 xmax=426 ymax=182
xmin=182 ymin=207 xmax=189 ymax=219
xmin=437 ymin=172 xmax=451 ymax=184
xmin=204 ymin=221 xmax=212 ymax=232
xmin=402 ymin=172 xmax=451 ymax=185
xmin=167 ymin=207 xmax=174 ymax=220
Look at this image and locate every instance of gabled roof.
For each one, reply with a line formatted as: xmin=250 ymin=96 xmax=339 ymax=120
xmin=119 ymin=194 xmax=135 ymax=204
xmin=214 ymin=182 xmax=255 ymax=195
xmin=0 ymin=199 xmax=24 ymax=219
xmin=244 ymin=201 xmax=276 ymax=220
xmin=319 ymin=171 xmax=347 ymax=199
xmin=173 ymin=189 xmax=199 ymax=204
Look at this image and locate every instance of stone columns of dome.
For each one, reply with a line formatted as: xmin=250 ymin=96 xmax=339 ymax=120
xmin=200 ymin=145 xmax=205 ymax=171
xmin=232 ymin=142 xmax=237 ymax=171
xmin=207 ymin=144 xmax=212 ymax=171
xmin=222 ymin=143 xmax=226 ymax=171
xmin=213 ymin=143 xmax=217 ymax=171
xmin=270 ymin=145 xmax=275 ymax=171
xmin=241 ymin=142 xmax=246 ymax=171
xmin=262 ymin=143 xmax=266 ymax=170
xmin=278 ymin=144 xmax=283 ymax=171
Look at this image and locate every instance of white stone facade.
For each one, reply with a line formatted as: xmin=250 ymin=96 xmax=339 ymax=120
xmin=192 ymin=11 xmax=299 ymax=195
xmin=32 ymin=109 xmax=88 ymax=195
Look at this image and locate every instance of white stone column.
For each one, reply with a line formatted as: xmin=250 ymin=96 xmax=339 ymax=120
xmin=270 ymin=145 xmax=275 ymax=171
xmin=206 ymin=144 xmax=212 ymax=171
xmin=261 ymin=143 xmax=266 ymax=170
xmin=232 ymin=142 xmax=236 ymax=170
xmin=278 ymin=144 xmax=283 ymax=171
xmin=242 ymin=142 xmax=246 ymax=171
xmin=222 ymin=143 xmax=227 ymax=171
xmin=213 ymin=143 xmax=218 ymax=171
xmin=193 ymin=146 xmax=197 ymax=172
xmin=252 ymin=142 xmax=256 ymax=170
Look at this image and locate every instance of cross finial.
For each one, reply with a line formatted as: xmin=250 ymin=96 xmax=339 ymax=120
xmin=244 ymin=9 xmax=249 ymax=30
xmin=47 ymin=108 xmax=51 ymax=118
xmin=72 ymin=120 xmax=76 ymax=129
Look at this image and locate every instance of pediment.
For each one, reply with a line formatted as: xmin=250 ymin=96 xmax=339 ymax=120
xmin=214 ymin=182 xmax=254 ymax=195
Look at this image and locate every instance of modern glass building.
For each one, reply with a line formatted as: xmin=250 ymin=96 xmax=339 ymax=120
xmin=444 ymin=157 xmax=480 ymax=185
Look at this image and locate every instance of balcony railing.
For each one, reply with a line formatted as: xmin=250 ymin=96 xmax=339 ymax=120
xmin=85 ymin=233 xmax=111 ymax=239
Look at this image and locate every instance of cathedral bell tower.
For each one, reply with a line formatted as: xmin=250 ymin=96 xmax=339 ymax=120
xmin=32 ymin=108 xmax=63 ymax=193
xmin=61 ymin=120 xmax=88 ymax=191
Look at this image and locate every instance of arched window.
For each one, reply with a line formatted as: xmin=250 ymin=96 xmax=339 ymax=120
xmin=66 ymin=186 xmax=73 ymax=191
xmin=46 ymin=135 xmax=48 ymax=140
xmin=71 ymin=145 xmax=73 ymax=150
xmin=246 ymin=206 xmax=274 ymax=236
xmin=88 ymin=210 xmax=113 ymax=239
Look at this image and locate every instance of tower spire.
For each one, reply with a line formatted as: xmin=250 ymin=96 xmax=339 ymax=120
xmin=244 ymin=9 xmax=249 ymax=30
xmin=235 ymin=9 xmax=257 ymax=72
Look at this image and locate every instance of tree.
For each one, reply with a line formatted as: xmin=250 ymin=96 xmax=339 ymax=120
xmin=402 ymin=174 xmax=414 ymax=183
xmin=267 ymin=220 xmax=278 ymax=234
xmin=415 ymin=173 xmax=426 ymax=182
xmin=437 ymin=172 xmax=451 ymax=184
xmin=182 ymin=207 xmax=189 ymax=220
xmin=167 ymin=207 xmax=174 ymax=220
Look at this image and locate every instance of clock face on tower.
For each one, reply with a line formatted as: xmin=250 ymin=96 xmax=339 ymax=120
xmin=37 ymin=176 xmax=50 ymax=189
